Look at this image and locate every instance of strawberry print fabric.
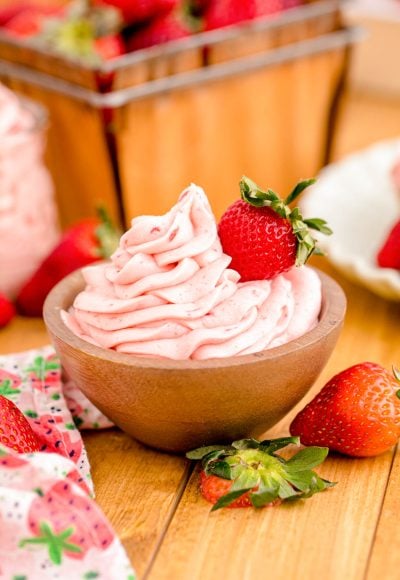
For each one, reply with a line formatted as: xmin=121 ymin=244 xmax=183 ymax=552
xmin=0 ymin=346 xmax=113 ymax=492
xmin=0 ymin=346 xmax=134 ymax=579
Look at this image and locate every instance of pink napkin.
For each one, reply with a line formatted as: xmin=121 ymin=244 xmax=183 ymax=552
xmin=0 ymin=346 xmax=135 ymax=579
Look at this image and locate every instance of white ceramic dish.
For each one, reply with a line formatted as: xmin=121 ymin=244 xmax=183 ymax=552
xmin=301 ymin=138 xmax=400 ymax=301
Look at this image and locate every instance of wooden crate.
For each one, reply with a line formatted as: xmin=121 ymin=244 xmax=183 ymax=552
xmin=115 ymin=31 xmax=355 ymax=221
xmin=0 ymin=1 xmax=356 ymax=227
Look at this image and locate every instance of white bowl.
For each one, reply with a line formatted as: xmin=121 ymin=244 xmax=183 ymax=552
xmin=301 ymin=138 xmax=400 ymax=301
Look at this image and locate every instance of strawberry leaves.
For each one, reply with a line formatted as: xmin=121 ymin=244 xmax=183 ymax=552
xmin=95 ymin=206 xmax=121 ymax=259
xmin=284 ymin=178 xmax=317 ymax=205
xmin=187 ymin=437 xmax=334 ymax=510
xmin=239 ymin=176 xmax=332 ymax=267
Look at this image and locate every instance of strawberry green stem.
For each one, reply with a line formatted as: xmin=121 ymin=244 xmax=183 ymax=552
xmin=37 ymin=0 xmax=122 ymax=65
xmin=95 ymin=207 xmax=121 ymax=259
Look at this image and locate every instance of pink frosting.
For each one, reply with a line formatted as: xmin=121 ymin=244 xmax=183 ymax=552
xmin=0 ymin=84 xmax=59 ymax=298
xmin=63 ymin=185 xmax=321 ymax=360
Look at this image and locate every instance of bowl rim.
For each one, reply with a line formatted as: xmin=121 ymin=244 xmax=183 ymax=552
xmin=43 ymin=267 xmax=346 ymax=370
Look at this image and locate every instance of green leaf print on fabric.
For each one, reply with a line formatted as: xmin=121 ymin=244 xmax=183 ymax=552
xmin=19 ymin=522 xmax=82 ymax=565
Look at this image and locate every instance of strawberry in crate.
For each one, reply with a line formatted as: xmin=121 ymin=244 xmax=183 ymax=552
xmin=2 ymin=0 xmax=126 ymax=70
xmin=0 ymin=3 xmax=64 ymax=36
xmin=198 ymin=0 xmax=303 ymax=30
xmin=127 ymin=2 xmax=195 ymax=51
xmin=95 ymin=0 xmax=180 ymax=26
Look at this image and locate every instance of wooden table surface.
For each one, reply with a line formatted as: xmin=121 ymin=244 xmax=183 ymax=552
xmin=2 ymin=90 xmax=400 ymax=580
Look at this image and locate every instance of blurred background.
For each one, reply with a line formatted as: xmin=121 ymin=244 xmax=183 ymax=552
xmin=1 ymin=0 xmax=400 ymax=307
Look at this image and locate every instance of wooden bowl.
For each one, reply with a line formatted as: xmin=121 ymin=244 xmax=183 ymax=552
xmin=43 ymin=269 xmax=346 ymax=453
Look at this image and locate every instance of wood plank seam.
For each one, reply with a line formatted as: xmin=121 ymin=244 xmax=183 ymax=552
xmin=142 ymin=461 xmax=195 ymax=580
xmin=363 ymin=443 xmax=398 ymax=580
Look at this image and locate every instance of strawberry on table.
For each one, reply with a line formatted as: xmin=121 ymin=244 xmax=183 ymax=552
xmin=0 ymin=293 xmax=16 ymax=328
xmin=290 ymin=363 xmax=400 ymax=457
xmin=187 ymin=436 xmax=333 ymax=510
xmin=0 ymin=395 xmax=41 ymax=453
xmin=376 ymin=220 xmax=400 ymax=270
xmin=218 ymin=176 xmax=331 ymax=282
xmin=16 ymin=209 xmax=120 ymax=318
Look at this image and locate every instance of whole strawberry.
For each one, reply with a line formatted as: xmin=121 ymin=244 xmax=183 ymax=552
xmin=4 ymin=0 xmax=123 ymax=70
xmin=0 ymin=293 xmax=16 ymax=328
xmin=187 ymin=436 xmax=333 ymax=510
xmin=0 ymin=2 xmax=32 ymax=27
xmin=290 ymin=363 xmax=400 ymax=457
xmin=16 ymin=208 xmax=120 ymax=318
xmin=96 ymin=0 xmax=179 ymax=25
xmin=3 ymin=5 xmax=62 ymax=37
xmin=218 ymin=176 xmax=331 ymax=281
xmin=376 ymin=220 xmax=400 ymax=270
xmin=204 ymin=0 xmax=301 ymax=30
xmin=0 ymin=395 xmax=41 ymax=453
xmin=128 ymin=9 xmax=192 ymax=51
